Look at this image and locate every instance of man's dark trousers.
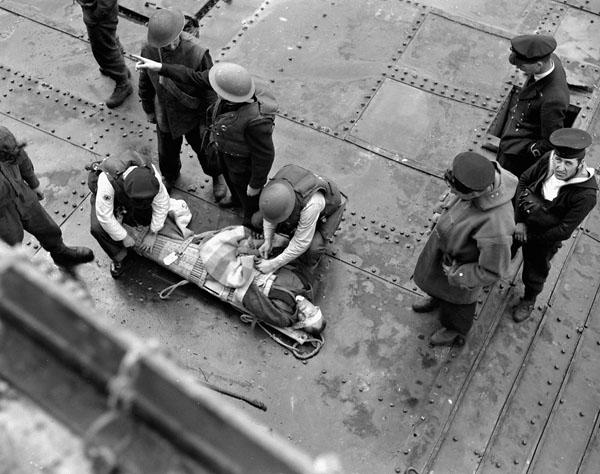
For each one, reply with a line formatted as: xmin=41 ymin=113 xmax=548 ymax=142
xmin=82 ymin=4 xmax=129 ymax=84
xmin=0 ymin=198 xmax=63 ymax=252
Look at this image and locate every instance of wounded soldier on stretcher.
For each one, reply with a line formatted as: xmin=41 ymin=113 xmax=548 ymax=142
xmin=124 ymin=198 xmax=326 ymax=336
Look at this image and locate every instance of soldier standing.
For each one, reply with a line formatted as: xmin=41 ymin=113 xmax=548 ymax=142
xmin=0 ymin=126 xmax=94 ymax=267
xmin=497 ymin=34 xmax=569 ymax=177
xmin=136 ymin=8 xmax=224 ymax=198
xmin=76 ymin=0 xmax=133 ymax=108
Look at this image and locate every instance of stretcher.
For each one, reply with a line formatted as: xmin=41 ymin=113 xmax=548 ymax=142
xmin=125 ymin=220 xmax=325 ymax=359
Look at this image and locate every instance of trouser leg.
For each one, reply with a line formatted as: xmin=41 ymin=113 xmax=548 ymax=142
xmin=20 ymin=199 xmax=64 ymax=253
xmin=439 ymin=300 xmax=477 ymax=335
xmin=157 ymin=128 xmax=183 ymax=183
xmin=89 ymin=195 xmax=127 ymax=261
xmin=83 ymin=15 xmax=128 ymax=83
xmin=241 ymin=283 xmax=297 ymax=327
xmin=0 ymin=202 xmax=26 ymax=245
xmin=522 ymin=241 xmax=560 ymax=300
xmin=185 ymin=126 xmax=219 ymax=179
xmin=297 ymin=231 xmax=327 ymax=271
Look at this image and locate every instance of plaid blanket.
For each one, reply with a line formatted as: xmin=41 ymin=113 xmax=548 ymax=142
xmin=199 ymin=226 xmax=255 ymax=289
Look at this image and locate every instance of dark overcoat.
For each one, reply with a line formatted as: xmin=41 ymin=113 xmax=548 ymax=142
xmin=497 ymin=55 xmax=570 ymax=177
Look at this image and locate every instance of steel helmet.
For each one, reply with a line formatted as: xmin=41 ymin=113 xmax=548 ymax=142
xmin=147 ymin=9 xmax=185 ymax=48
xmin=208 ymin=62 xmax=255 ymax=103
xmin=259 ymin=180 xmax=295 ymax=223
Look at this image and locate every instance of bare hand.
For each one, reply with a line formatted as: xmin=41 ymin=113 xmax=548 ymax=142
xmin=514 ymin=222 xmax=527 ymax=243
xmin=132 ymin=54 xmax=162 ymax=72
xmin=256 ymin=258 xmax=278 ymax=274
xmin=139 ymin=232 xmax=157 ymax=252
xmin=123 ymin=235 xmax=136 ymax=248
xmin=258 ymin=240 xmax=272 ymax=259
xmin=442 ymin=263 xmax=451 ymax=276
xmin=247 ymin=185 xmax=261 ymax=197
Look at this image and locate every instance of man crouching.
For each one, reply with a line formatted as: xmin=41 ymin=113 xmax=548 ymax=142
xmin=89 ymin=151 xmax=169 ymax=278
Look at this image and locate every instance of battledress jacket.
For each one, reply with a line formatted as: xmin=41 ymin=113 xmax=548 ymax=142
xmin=0 ymin=148 xmax=40 ymax=218
xmin=138 ymin=32 xmax=216 ymax=139
xmin=515 ymin=153 xmax=598 ymax=242
xmin=413 ymin=164 xmax=517 ymax=305
xmin=498 ymin=56 xmax=569 ymax=172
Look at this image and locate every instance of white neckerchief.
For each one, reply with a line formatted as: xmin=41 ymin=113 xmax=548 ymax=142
xmin=534 ymin=60 xmax=554 ymax=82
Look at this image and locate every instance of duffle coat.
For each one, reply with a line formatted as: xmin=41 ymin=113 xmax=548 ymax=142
xmin=414 ymin=164 xmax=517 ymax=305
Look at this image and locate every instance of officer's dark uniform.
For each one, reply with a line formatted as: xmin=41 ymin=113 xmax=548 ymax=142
xmin=497 ymin=35 xmax=570 ymax=177
xmin=515 ymin=130 xmax=598 ymax=304
xmin=138 ymin=32 xmax=217 ymax=184
xmin=0 ymin=127 xmax=93 ymax=265
xmin=209 ymin=91 xmax=277 ymax=226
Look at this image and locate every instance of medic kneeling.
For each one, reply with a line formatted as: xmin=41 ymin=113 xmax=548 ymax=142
xmin=89 ymin=151 xmax=169 ymax=278
xmin=254 ymin=164 xmax=346 ymax=275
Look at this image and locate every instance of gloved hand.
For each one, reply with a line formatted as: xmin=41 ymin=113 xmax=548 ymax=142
xmin=518 ymin=189 xmax=544 ymax=215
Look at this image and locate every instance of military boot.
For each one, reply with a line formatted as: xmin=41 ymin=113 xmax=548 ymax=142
xmin=51 ymin=246 xmax=94 ymax=267
xmin=106 ymin=79 xmax=133 ymax=109
xmin=512 ymin=298 xmax=535 ymax=323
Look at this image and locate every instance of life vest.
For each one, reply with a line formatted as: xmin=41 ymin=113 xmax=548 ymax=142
xmin=272 ymin=165 xmax=342 ymax=238
xmin=88 ymin=153 xmax=155 ymax=226
xmin=209 ymin=83 xmax=278 ymax=157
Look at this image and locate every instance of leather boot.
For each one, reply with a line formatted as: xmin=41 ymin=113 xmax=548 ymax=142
xmin=218 ymin=195 xmax=241 ymax=209
xmin=430 ymin=327 xmax=465 ymax=347
xmin=110 ymin=259 xmax=128 ymax=279
xmin=51 ymin=246 xmax=94 ymax=267
xmin=212 ymin=175 xmax=227 ymax=202
xmin=106 ymin=80 xmax=133 ymax=109
xmin=412 ymin=296 xmax=440 ymax=313
xmin=512 ymin=298 xmax=535 ymax=323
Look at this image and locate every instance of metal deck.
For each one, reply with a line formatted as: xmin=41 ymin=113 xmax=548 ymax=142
xmin=0 ymin=1 xmax=599 ymax=473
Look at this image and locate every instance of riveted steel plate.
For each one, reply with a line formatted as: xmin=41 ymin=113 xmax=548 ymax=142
xmin=0 ymin=0 xmax=146 ymax=56
xmin=195 ymin=0 xmax=267 ymax=53
xmin=479 ymin=234 xmax=600 ymax=472
xmin=119 ymin=0 xmax=211 ymax=18
xmin=417 ymin=0 xmax=542 ymax=32
xmin=219 ymin=0 xmax=423 ymax=132
xmin=554 ymin=7 xmax=600 ymax=87
xmin=560 ymin=0 xmax=600 ymax=14
xmin=426 ymin=243 xmax=572 ymax=472
xmin=349 ymin=78 xmax=492 ymax=174
xmin=529 ymin=290 xmax=600 ymax=473
xmin=399 ymin=12 xmax=513 ymax=99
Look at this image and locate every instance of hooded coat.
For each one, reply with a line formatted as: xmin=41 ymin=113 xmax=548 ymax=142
xmin=414 ymin=164 xmax=517 ymax=304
